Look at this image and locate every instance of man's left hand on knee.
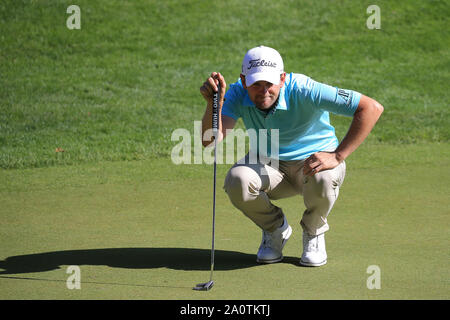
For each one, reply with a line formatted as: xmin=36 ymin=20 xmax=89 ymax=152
xmin=303 ymin=152 xmax=342 ymax=176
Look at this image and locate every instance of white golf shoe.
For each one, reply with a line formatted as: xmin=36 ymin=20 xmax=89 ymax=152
xmin=300 ymin=232 xmax=327 ymax=267
xmin=256 ymin=218 xmax=292 ymax=263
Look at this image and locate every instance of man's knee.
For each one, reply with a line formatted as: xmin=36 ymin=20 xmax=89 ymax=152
xmin=224 ymin=165 xmax=264 ymax=202
xmin=305 ymin=163 xmax=345 ymax=198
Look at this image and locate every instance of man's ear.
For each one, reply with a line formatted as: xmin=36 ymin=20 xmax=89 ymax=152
xmin=280 ymin=72 xmax=286 ymax=87
xmin=240 ymin=74 xmax=248 ymax=89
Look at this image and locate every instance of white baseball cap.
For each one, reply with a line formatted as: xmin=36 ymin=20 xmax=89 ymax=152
xmin=241 ymin=46 xmax=284 ymax=87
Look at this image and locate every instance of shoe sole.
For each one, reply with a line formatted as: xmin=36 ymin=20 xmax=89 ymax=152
xmin=256 ymin=225 xmax=292 ymax=264
xmin=299 ymin=259 xmax=327 ymax=267
xmin=256 ymin=256 xmax=283 ymax=264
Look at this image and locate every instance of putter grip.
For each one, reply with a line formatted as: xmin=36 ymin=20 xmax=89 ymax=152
xmin=212 ymin=84 xmax=220 ymax=134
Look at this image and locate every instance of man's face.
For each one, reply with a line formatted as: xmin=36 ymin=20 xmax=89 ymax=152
xmin=240 ymin=73 xmax=286 ymax=110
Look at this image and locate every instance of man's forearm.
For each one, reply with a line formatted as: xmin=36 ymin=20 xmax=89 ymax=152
xmin=335 ymin=95 xmax=384 ymax=162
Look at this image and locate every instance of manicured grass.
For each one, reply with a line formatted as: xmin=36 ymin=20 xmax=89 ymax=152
xmin=0 ymin=144 xmax=448 ymax=299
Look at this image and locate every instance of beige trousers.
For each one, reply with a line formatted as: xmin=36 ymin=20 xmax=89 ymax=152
xmin=223 ymin=155 xmax=346 ymax=236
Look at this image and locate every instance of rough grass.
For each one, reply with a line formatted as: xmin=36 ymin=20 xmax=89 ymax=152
xmin=1 ymin=0 xmax=449 ymax=168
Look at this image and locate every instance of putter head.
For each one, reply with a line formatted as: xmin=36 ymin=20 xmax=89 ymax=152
xmin=193 ymin=280 xmax=214 ymax=291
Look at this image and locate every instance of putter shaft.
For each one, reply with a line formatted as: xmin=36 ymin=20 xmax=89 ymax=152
xmin=194 ymin=84 xmax=220 ymax=291
xmin=209 ymin=84 xmax=219 ymax=283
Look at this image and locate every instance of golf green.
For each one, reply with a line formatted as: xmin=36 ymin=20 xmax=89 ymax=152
xmin=1 ymin=144 xmax=448 ymax=299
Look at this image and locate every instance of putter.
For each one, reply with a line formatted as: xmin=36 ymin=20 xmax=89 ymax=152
xmin=193 ymin=83 xmax=220 ymax=291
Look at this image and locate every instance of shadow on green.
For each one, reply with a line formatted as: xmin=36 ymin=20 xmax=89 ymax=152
xmin=0 ymin=248 xmax=300 ymax=275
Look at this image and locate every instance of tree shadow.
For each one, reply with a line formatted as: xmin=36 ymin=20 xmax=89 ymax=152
xmin=0 ymin=247 xmax=299 ymax=275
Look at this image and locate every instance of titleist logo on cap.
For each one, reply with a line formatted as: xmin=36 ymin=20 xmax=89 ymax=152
xmin=247 ymin=59 xmax=277 ymax=70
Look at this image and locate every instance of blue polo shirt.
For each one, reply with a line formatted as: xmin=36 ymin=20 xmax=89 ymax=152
xmin=221 ymin=72 xmax=361 ymax=160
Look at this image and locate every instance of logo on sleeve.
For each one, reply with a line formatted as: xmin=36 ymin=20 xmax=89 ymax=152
xmin=337 ymin=89 xmax=351 ymax=104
